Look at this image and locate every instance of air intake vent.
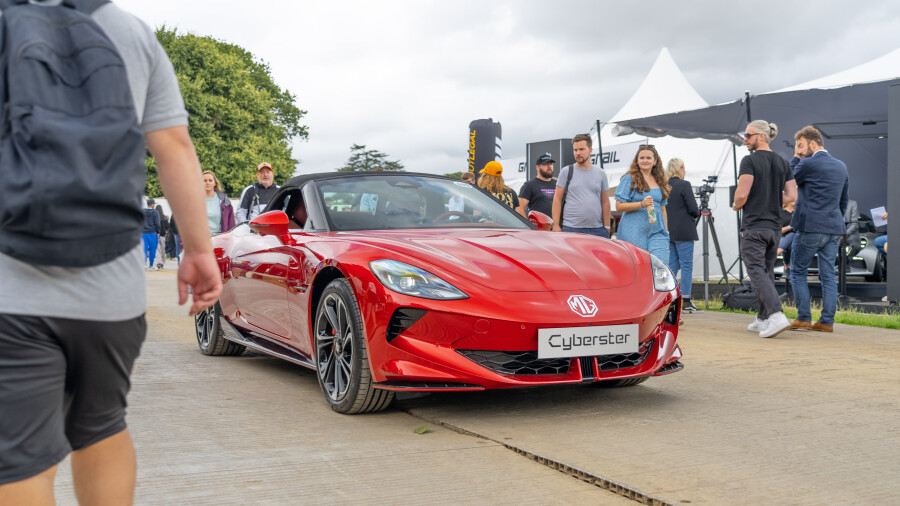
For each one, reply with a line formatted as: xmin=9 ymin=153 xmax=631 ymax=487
xmin=598 ymin=338 xmax=654 ymax=371
xmin=386 ymin=308 xmax=427 ymax=342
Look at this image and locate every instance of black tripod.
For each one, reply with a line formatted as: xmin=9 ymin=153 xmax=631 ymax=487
xmin=698 ymin=198 xmax=733 ymax=308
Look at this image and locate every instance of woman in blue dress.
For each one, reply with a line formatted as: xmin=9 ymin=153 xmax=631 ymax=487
xmin=615 ymin=145 xmax=671 ymax=264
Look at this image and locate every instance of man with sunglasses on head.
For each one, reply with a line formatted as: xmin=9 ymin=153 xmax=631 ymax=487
xmin=732 ymin=120 xmax=797 ymax=338
xmin=551 ymin=134 xmax=611 ymax=238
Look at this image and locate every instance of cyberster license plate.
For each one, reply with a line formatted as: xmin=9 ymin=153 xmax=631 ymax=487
xmin=537 ymin=324 xmax=639 ymax=359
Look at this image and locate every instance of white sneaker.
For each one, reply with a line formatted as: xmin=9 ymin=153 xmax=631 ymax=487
xmin=759 ymin=312 xmax=790 ymax=338
xmin=747 ymin=317 xmax=766 ymax=332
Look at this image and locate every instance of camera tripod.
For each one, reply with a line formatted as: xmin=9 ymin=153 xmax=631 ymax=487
xmin=699 ymin=205 xmax=733 ymax=308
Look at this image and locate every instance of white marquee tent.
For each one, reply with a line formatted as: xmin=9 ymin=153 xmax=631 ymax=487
xmin=597 ymin=48 xmax=747 ymax=283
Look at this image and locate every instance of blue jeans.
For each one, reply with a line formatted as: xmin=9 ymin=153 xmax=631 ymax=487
xmin=790 ymin=232 xmax=841 ymax=325
xmin=874 ymin=235 xmax=887 ymax=259
xmin=669 ymin=240 xmax=695 ymax=297
xmin=142 ymin=233 xmax=158 ymax=268
xmin=562 ymin=225 xmax=610 ymax=239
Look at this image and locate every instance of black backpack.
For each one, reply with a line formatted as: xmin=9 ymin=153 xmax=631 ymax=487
xmin=722 ymin=284 xmax=759 ymax=312
xmin=0 ymin=0 xmax=146 ymax=267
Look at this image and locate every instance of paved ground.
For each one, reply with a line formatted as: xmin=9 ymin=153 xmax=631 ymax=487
xmin=54 ymin=269 xmax=900 ymax=505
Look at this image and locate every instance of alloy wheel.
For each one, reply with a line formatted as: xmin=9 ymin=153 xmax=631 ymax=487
xmin=315 ymin=292 xmax=354 ymax=402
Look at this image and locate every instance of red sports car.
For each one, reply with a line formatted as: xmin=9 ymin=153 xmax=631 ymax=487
xmin=195 ymin=172 xmax=683 ymax=414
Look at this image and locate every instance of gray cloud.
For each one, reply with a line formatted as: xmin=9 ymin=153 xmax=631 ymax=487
xmin=117 ymin=0 xmax=900 ymax=176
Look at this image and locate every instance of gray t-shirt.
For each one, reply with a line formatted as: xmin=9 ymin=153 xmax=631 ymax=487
xmin=556 ymin=165 xmax=609 ymax=228
xmin=0 ymin=3 xmax=189 ymax=321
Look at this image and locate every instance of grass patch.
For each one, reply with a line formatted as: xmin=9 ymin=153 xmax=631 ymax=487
xmin=697 ymin=295 xmax=900 ymax=330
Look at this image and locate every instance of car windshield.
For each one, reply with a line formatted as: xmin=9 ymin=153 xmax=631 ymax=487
xmin=314 ymin=174 xmax=530 ymax=231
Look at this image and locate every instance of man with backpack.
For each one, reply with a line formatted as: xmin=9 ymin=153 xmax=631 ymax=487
xmin=551 ymin=134 xmax=611 ymax=237
xmin=236 ymin=161 xmax=280 ymax=222
xmin=0 ymin=1 xmax=221 ymax=503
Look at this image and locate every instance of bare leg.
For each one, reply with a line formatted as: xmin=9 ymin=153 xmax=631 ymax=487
xmin=71 ymin=429 xmax=137 ymax=506
xmin=0 ymin=464 xmax=58 ymax=506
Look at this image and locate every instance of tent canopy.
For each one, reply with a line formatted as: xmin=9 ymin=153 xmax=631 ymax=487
xmin=610 ymin=73 xmax=900 ymax=217
xmin=595 ymin=48 xmax=740 ymax=187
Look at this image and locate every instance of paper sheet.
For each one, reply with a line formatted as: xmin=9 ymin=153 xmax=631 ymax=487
xmin=871 ymin=206 xmax=887 ymax=227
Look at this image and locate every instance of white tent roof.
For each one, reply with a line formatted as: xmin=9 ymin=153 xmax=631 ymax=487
xmin=775 ymin=47 xmax=900 ymax=92
xmin=609 ymin=48 xmax=708 ymax=122
xmin=596 ymin=48 xmax=744 ymax=187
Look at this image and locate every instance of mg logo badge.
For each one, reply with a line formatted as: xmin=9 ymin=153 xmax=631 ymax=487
xmin=567 ymin=295 xmax=598 ymax=318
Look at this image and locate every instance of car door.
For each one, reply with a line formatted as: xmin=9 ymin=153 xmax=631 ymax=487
xmin=285 ymin=234 xmax=316 ymax=357
xmin=227 ymin=228 xmax=292 ymax=341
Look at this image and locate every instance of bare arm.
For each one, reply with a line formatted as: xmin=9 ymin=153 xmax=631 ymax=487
xmin=551 ymin=186 xmax=564 ymax=231
xmin=732 ymin=174 xmax=754 ymax=210
xmin=783 ymin=179 xmax=797 ymax=205
xmin=662 ymin=206 xmax=668 ymax=232
xmin=146 ymin=125 xmax=222 ymax=316
xmin=601 ymin=194 xmax=610 ymax=229
xmin=518 ymin=197 xmax=529 ymax=213
xmin=616 ymin=196 xmax=653 ymax=212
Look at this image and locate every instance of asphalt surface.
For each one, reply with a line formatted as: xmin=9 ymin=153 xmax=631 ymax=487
xmin=53 ymin=268 xmax=899 ymax=505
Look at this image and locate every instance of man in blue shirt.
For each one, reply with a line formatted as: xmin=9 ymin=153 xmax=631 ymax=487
xmin=788 ymin=126 xmax=849 ymax=333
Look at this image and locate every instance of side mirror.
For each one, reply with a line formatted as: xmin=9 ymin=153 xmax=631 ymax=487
xmin=528 ymin=210 xmax=553 ymax=231
xmin=249 ymin=211 xmax=290 ymax=238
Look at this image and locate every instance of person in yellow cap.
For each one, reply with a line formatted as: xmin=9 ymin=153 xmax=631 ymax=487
xmin=236 ymin=161 xmax=280 ymax=222
xmin=478 ymin=161 xmax=524 ymax=216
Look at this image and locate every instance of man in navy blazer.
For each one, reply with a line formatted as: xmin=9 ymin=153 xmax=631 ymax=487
xmin=788 ymin=126 xmax=849 ymax=333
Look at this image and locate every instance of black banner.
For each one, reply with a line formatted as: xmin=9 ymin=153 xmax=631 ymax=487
xmin=468 ymin=118 xmax=502 ymax=181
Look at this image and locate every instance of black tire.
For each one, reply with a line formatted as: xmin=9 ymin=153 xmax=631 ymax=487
xmin=195 ymin=302 xmax=246 ymax=356
xmin=594 ymin=377 xmax=649 ymax=388
xmin=314 ymin=279 xmax=394 ymax=414
xmin=865 ymin=256 xmax=884 ymax=282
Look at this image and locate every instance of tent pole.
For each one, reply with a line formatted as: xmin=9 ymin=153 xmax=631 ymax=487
xmin=733 ymin=144 xmax=743 ymax=281
xmin=596 ymin=120 xmax=604 ymax=168
xmin=745 ymin=90 xmax=752 ymax=122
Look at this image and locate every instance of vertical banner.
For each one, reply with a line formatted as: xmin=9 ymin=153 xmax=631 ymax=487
xmin=468 ymin=118 xmax=502 ymax=181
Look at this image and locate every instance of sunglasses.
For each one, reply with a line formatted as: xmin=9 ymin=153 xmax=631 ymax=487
xmin=743 ymin=132 xmax=761 ymax=139
xmin=639 ymin=144 xmax=656 ymax=150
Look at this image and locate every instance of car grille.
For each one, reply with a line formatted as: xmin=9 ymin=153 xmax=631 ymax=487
xmin=458 ymin=338 xmax=655 ymax=376
xmin=456 ymin=350 xmax=570 ymax=375
xmin=597 ymin=338 xmax=654 ymax=371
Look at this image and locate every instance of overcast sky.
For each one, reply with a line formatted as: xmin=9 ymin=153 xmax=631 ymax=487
xmin=117 ymin=0 xmax=900 ymax=177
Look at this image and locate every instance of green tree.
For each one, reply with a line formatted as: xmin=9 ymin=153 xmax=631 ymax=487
xmin=444 ymin=171 xmax=463 ymax=179
xmin=146 ymin=28 xmax=308 ymax=197
xmin=336 ymin=144 xmax=404 ymax=172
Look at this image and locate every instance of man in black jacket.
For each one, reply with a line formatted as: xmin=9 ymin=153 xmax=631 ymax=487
xmin=142 ymin=199 xmax=161 ymax=271
xmin=236 ymin=161 xmax=280 ymax=222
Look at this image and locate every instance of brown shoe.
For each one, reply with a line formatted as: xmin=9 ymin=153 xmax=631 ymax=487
xmin=810 ymin=321 xmax=833 ymax=332
xmin=789 ymin=320 xmax=812 ymax=330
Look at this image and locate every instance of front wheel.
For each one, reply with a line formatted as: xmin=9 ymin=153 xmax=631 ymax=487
xmin=314 ymin=279 xmax=394 ymax=414
xmin=195 ymin=302 xmax=245 ymax=356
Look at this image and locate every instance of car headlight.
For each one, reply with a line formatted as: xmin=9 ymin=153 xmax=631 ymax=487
xmin=370 ymin=259 xmax=468 ymax=300
xmin=650 ymin=254 xmax=676 ymax=292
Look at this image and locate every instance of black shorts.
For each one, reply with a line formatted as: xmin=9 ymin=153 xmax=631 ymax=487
xmin=0 ymin=313 xmax=146 ymax=484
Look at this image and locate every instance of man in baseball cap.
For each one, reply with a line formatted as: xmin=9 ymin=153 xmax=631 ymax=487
xmin=236 ymin=161 xmax=280 ymax=222
xmin=518 ymin=152 xmax=557 ymax=218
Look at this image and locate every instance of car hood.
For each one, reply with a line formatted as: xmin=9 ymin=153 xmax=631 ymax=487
xmin=339 ymin=229 xmax=638 ymax=292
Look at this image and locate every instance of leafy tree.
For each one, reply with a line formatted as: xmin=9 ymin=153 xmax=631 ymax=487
xmin=337 ymin=144 xmax=404 ymax=172
xmin=444 ymin=171 xmax=463 ymax=179
xmin=146 ymin=28 xmax=308 ymax=197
